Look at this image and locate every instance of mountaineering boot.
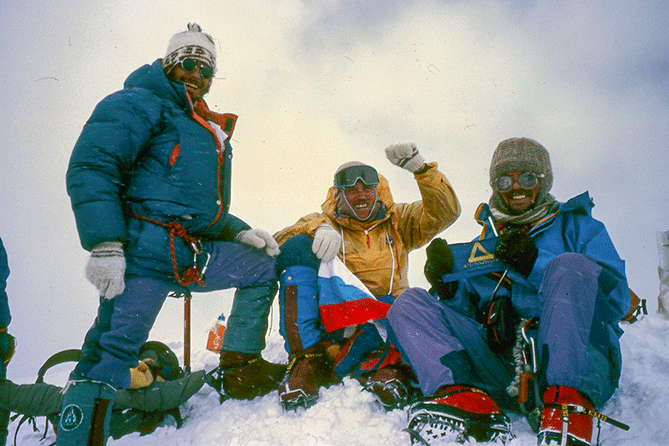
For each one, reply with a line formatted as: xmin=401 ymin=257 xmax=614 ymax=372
xmin=359 ymin=364 xmax=419 ymax=410
xmin=407 ymin=384 xmax=514 ymax=445
xmin=278 ymin=342 xmax=338 ymax=410
xmin=537 ymin=386 xmax=594 ymax=446
xmin=277 ymin=263 xmax=338 ymax=410
xmin=55 ymin=379 xmax=116 ymax=446
xmin=218 ymin=351 xmax=286 ymax=400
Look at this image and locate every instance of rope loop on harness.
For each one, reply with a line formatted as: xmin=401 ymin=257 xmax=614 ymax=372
xmin=128 ymin=214 xmax=207 ymax=288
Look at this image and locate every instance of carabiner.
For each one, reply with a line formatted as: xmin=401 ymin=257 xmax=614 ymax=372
xmin=521 ymin=319 xmax=539 ymax=374
xmin=200 ymin=252 xmax=212 ymax=277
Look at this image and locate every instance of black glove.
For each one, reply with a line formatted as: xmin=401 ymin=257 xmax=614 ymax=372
xmin=424 ymin=238 xmax=458 ymax=300
xmin=0 ymin=327 xmax=15 ymax=368
xmin=494 ymin=227 xmax=538 ymax=278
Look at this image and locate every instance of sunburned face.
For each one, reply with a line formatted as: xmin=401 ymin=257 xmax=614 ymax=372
xmin=166 ymin=64 xmax=213 ymax=102
xmin=343 ymin=180 xmax=378 ymax=221
xmin=499 ymin=171 xmax=541 ymax=214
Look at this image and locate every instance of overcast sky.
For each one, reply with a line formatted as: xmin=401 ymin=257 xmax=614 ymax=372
xmin=1 ymin=0 xmax=667 ymax=378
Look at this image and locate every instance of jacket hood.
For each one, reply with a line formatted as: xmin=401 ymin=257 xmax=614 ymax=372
xmin=124 ymin=59 xmax=188 ymax=107
xmin=321 ymin=173 xmax=395 ymax=228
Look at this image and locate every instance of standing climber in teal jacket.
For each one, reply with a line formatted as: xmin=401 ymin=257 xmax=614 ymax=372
xmin=60 ymin=23 xmax=284 ymax=446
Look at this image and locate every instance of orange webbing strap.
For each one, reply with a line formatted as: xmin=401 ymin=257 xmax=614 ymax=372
xmin=127 ymin=213 xmax=206 ymax=287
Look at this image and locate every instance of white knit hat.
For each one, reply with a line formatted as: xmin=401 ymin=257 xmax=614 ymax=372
xmin=162 ymin=23 xmax=216 ymax=73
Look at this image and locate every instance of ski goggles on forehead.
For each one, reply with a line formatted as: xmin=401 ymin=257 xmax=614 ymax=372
xmin=334 ymin=165 xmax=379 ymax=188
xmin=493 ymin=172 xmax=545 ymax=193
xmin=179 ymin=58 xmax=214 ymax=79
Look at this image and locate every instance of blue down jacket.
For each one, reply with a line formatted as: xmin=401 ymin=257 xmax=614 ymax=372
xmin=437 ymin=192 xmax=631 ymax=404
xmin=444 ymin=192 xmax=630 ymax=374
xmin=444 ymin=192 xmax=630 ymax=382
xmin=67 ymin=59 xmax=249 ymax=280
xmin=446 ymin=192 xmax=630 ymax=323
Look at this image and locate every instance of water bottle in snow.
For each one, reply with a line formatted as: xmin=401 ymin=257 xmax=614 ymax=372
xmin=206 ymin=314 xmax=226 ymax=353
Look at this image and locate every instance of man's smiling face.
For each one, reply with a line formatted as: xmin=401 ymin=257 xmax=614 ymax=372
xmin=499 ymin=171 xmax=541 ymax=214
xmin=166 ymin=63 xmax=213 ymax=102
xmin=343 ymin=180 xmax=378 ymax=221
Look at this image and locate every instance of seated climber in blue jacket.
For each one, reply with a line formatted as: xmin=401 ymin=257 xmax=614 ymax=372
xmin=59 ymin=24 xmax=283 ymax=445
xmin=387 ymin=137 xmax=630 ymax=446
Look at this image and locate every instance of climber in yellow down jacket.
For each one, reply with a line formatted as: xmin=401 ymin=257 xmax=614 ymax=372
xmin=273 ymin=142 xmax=461 ymax=410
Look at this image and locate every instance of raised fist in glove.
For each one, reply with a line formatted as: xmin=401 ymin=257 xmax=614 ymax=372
xmin=86 ymin=241 xmax=126 ymax=299
xmin=494 ymin=227 xmax=538 ymax=278
xmin=384 ymin=142 xmax=426 ymax=173
xmin=424 ymin=238 xmax=458 ymax=300
xmin=312 ymin=224 xmax=341 ymax=262
xmin=237 ymin=228 xmax=281 ymax=257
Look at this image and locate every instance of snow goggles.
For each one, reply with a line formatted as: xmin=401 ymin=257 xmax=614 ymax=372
xmin=334 ymin=165 xmax=379 ymax=189
xmin=180 ymin=58 xmax=214 ymax=79
xmin=493 ymin=172 xmax=544 ymax=193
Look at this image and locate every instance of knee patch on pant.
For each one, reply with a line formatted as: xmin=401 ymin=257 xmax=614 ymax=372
xmin=276 ymin=234 xmax=320 ymax=272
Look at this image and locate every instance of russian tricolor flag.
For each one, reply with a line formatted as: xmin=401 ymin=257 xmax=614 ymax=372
xmin=317 ymin=258 xmax=391 ymax=333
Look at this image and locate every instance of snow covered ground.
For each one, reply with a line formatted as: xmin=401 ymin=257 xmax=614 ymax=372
xmin=7 ymin=303 xmax=669 ymax=446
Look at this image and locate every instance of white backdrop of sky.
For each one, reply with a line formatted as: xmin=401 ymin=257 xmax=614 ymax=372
xmin=0 ymin=0 xmax=667 ymax=378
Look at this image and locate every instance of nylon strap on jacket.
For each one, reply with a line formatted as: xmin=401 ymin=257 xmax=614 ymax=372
xmin=126 ymin=213 xmax=206 ymax=287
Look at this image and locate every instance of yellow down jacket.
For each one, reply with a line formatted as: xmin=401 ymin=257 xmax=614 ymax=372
xmin=274 ymin=162 xmax=460 ymax=298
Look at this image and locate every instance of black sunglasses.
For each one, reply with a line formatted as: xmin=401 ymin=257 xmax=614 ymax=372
xmin=334 ymin=165 xmax=379 ymax=189
xmin=180 ymin=58 xmax=214 ymax=79
xmin=493 ymin=172 xmax=544 ymax=193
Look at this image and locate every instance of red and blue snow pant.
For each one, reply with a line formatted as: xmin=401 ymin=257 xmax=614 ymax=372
xmin=387 ymin=253 xmax=622 ymax=408
xmin=72 ymin=240 xmax=277 ymax=389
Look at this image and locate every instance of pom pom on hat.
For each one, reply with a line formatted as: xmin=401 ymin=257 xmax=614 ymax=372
xmin=162 ymin=23 xmax=216 ymax=73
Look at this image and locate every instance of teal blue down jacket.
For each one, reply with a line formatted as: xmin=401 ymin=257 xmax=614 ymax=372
xmin=67 ymin=59 xmax=250 ymax=280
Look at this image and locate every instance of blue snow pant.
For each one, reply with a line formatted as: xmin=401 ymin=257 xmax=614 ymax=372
xmin=387 ymin=253 xmax=622 ymax=408
xmin=72 ymin=240 xmax=277 ymax=389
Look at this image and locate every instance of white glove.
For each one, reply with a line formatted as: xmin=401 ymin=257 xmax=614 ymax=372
xmin=384 ymin=142 xmax=426 ymax=173
xmin=236 ymin=228 xmax=281 ymax=257
xmin=85 ymin=241 xmax=126 ymax=299
xmin=312 ymin=224 xmax=341 ymax=262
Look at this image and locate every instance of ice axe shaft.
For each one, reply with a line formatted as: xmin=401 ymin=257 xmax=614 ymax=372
xmin=487 ymin=216 xmax=508 ymax=299
xmin=184 ymin=294 xmax=191 ymax=374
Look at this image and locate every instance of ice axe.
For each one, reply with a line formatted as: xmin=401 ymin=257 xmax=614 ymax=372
xmin=184 ymin=293 xmax=191 ymax=374
xmin=487 ymin=216 xmax=508 ymax=299
xmin=168 ymin=291 xmax=192 ymax=374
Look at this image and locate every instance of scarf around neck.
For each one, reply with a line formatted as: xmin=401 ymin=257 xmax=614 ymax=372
xmin=489 ymin=193 xmax=558 ymax=226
